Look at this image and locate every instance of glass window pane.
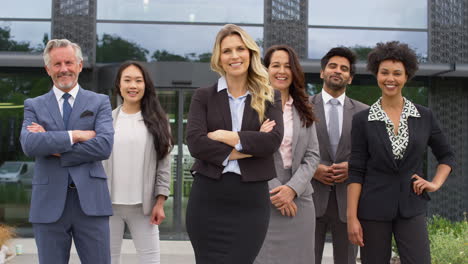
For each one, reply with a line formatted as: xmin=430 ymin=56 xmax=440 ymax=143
xmin=0 ymin=21 xmax=51 ymax=52
xmin=309 ymin=0 xmax=427 ymax=29
xmin=96 ymin=23 xmax=263 ymax=63
xmin=98 ymin=0 xmax=263 ymax=24
xmin=308 ymin=28 xmax=427 ymax=60
xmin=0 ymin=0 xmax=52 ymax=19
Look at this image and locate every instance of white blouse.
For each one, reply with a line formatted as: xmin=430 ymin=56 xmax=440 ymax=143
xmin=111 ymin=110 xmax=148 ymax=204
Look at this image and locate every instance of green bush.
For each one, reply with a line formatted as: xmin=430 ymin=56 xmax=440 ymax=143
xmin=392 ymin=214 xmax=467 ymax=264
xmin=428 ymin=215 xmax=467 ymax=264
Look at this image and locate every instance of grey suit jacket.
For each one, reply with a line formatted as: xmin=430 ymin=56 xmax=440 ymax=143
xmin=309 ymin=92 xmax=368 ymax=222
xmin=269 ymin=105 xmax=320 ymax=198
xmin=20 ymin=87 xmax=114 ymax=223
xmin=102 ymin=105 xmax=171 ymax=216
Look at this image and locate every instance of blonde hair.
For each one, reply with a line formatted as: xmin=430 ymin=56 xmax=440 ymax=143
xmin=211 ymin=24 xmax=274 ymax=122
xmin=43 ymin=39 xmax=83 ymax=66
xmin=0 ymin=224 xmax=15 ymax=247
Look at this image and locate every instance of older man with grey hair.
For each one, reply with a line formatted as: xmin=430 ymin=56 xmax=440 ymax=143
xmin=20 ymin=39 xmax=114 ymax=264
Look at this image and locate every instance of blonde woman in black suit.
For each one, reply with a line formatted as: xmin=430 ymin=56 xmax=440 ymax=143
xmin=186 ymin=24 xmax=284 ymax=264
xmin=347 ymin=41 xmax=455 ymax=264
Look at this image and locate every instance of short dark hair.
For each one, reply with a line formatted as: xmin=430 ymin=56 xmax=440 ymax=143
xmin=320 ymin=47 xmax=357 ymax=76
xmin=367 ymin=41 xmax=419 ymax=80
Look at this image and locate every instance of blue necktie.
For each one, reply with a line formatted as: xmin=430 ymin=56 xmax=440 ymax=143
xmin=62 ymin=93 xmax=74 ymax=186
xmin=62 ymin=93 xmax=72 ymax=129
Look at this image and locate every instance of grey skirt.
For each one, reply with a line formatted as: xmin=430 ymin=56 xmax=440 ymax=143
xmin=254 ymin=167 xmax=316 ymax=264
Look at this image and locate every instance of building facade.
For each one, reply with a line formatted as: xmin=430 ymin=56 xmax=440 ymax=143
xmin=0 ymin=0 xmax=466 ymax=238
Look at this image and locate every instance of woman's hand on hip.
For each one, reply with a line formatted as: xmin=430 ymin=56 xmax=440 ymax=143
xmin=347 ymin=217 xmax=364 ymax=247
xmin=411 ymin=174 xmax=441 ymax=194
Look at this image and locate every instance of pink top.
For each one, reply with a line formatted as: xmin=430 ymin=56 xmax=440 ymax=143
xmin=279 ymin=96 xmax=294 ymax=168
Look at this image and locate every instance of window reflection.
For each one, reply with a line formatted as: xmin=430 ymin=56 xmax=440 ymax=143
xmin=309 ymin=0 xmax=427 ymax=29
xmin=0 ymin=21 xmax=50 ymax=52
xmin=0 ymin=0 xmax=51 ymax=19
xmin=308 ymin=28 xmax=427 ymax=60
xmin=97 ymin=23 xmax=263 ymax=63
xmin=98 ymin=0 xmax=263 ymax=23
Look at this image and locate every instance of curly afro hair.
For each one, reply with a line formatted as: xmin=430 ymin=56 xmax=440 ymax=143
xmin=367 ymin=41 xmax=419 ymax=80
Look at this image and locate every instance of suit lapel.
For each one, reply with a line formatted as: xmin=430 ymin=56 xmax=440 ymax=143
xmin=313 ymin=93 xmax=333 ymax=161
xmin=291 ymin=105 xmax=300 ymax=157
xmin=241 ymin=95 xmax=254 ymax=130
xmin=45 ymin=89 xmax=65 ymax=130
xmin=373 ymin=121 xmax=398 ymax=169
xmin=216 ymin=88 xmax=232 ymax=131
xmin=68 ymin=87 xmax=90 ymax=130
xmin=336 ymin=97 xmax=354 ymax=159
xmin=400 ymin=116 xmax=416 ymax=163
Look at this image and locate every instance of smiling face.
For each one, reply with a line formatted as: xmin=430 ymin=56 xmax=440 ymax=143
xmin=377 ymin=59 xmax=407 ymax=98
xmin=119 ymin=65 xmax=145 ymax=105
xmin=320 ymin=55 xmax=353 ymax=94
xmin=219 ymin=34 xmax=250 ymax=79
xmin=45 ymin=45 xmax=83 ymax=92
xmin=268 ymin=50 xmax=293 ymax=92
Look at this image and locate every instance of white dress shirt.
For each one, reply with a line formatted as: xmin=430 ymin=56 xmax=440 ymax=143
xmin=322 ymin=89 xmax=345 ymax=139
xmin=52 ymin=85 xmax=79 ymax=145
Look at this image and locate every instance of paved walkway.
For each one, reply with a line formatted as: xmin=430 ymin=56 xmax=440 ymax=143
xmin=8 ymin=238 xmax=337 ymax=263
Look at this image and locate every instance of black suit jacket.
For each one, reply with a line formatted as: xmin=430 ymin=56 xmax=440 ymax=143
xmin=348 ymin=103 xmax=455 ymax=221
xmin=186 ymin=83 xmax=284 ymax=182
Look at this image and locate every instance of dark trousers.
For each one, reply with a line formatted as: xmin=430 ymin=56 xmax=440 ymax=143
xmin=186 ymin=173 xmax=270 ymax=264
xmin=33 ymin=188 xmax=110 ymax=264
xmin=360 ymin=214 xmax=430 ymax=264
xmin=315 ymin=188 xmax=357 ymax=264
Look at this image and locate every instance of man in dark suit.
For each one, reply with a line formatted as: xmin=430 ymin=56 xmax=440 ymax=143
xmin=20 ymin=39 xmax=114 ymax=264
xmin=309 ymin=47 xmax=367 ymax=264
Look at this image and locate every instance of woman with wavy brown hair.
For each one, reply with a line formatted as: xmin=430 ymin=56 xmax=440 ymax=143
xmin=255 ymin=45 xmax=320 ymax=264
xmin=186 ymin=24 xmax=284 ymax=263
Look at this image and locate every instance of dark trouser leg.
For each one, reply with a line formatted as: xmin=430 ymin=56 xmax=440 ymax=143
xmin=314 ymin=209 xmax=329 ymax=263
xmin=328 ymin=189 xmax=357 ymax=264
xmin=360 ymin=219 xmax=393 ymax=264
xmin=393 ymin=214 xmax=431 ymax=264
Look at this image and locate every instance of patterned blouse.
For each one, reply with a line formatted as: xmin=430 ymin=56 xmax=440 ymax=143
xmin=368 ymin=97 xmax=420 ymax=160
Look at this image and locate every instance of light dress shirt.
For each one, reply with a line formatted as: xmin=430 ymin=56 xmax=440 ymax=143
xmin=279 ymin=96 xmax=293 ymax=169
xmin=322 ymin=89 xmax=345 ymax=139
xmin=112 ymin=110 xmax=147 ymax=204
xmin=218 ymin=76 xmax=249 ymax=175
xmin=52 ymin=85 xmax=79 ymax=145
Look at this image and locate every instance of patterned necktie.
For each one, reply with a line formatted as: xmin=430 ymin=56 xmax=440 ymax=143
xmin=328 ymin=98 xmax=340 ymax=160
xmin=62 ymin=93 xmax=72 ymax=130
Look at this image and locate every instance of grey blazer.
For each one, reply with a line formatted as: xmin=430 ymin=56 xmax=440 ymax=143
xmin=309 ymin=93 xmax=368 ymax=222
xmin=269 ymin=105 xmax=320 ymax=197
xmin=102 ymin=105 xmax=171 ymax=216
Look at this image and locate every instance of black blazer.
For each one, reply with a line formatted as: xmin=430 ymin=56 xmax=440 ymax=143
xmin=186 ymin=82 xmax=284 ymax=182
xmin=348 ymin=104 xmax=455 ymax=221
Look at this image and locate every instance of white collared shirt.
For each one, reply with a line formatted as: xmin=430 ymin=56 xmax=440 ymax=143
xmin=52 ymin=84 xmax=80 ymax=145
xmin=322 ymin=89 xmax=345 ymax=138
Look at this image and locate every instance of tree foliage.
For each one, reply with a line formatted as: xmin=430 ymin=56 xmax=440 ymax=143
xmin=96 ymin=33 xmax=149 ymax=63
xmin=0 ymin=26 xmax=33 ymax=52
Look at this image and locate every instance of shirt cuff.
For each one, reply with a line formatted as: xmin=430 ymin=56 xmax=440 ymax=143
xmin=222 ymin=155 xmax=229 ymax=166
xmin=68 ymin=131 xmax=74 ymax=145
xmin=235 ymin=140 xmax=242 ymax=151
